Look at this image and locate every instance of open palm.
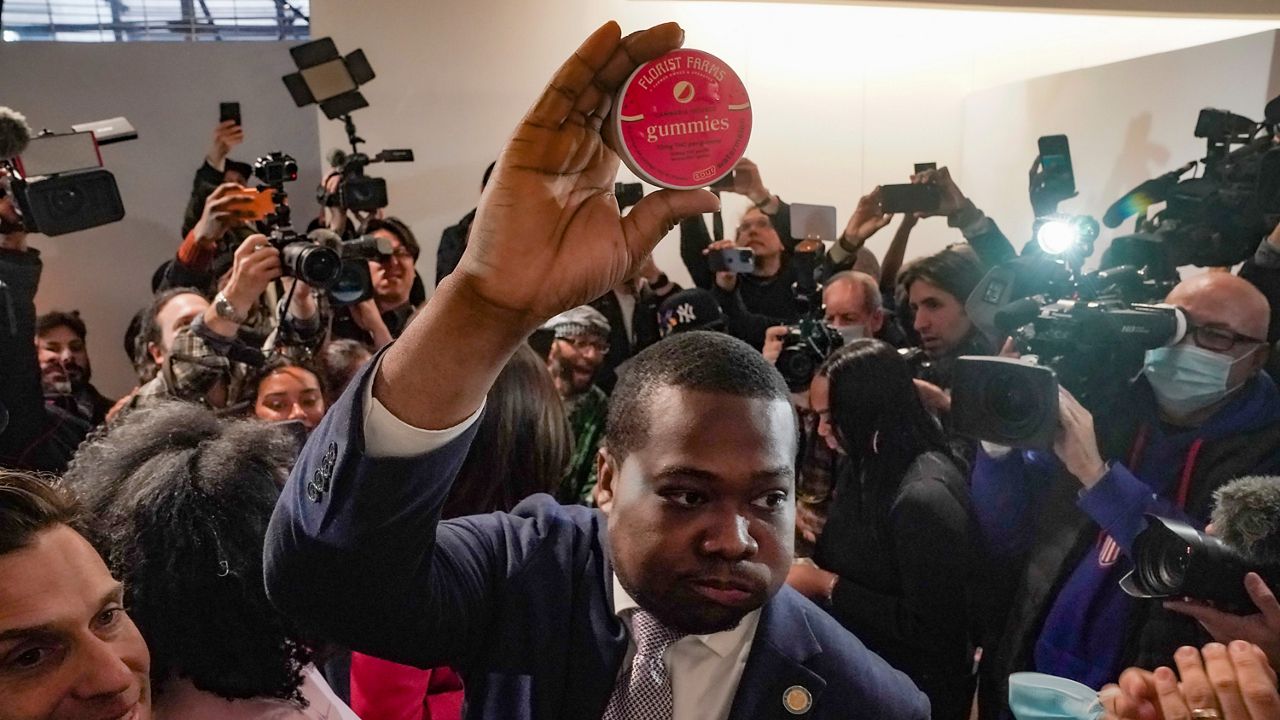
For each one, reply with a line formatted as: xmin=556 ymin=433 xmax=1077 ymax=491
xmin=455 ymin=22 xmax=719 ymax=326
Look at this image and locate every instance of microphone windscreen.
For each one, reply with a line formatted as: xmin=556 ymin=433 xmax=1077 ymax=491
xmin=1211 ymin=475 xmax=1280 ymax=566
xmin=0 ymin=107 xmax=33 ymax=161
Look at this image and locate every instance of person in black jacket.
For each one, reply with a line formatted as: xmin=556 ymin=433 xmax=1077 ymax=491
xmin=35 ymin=310 xmax=114 ymax=427
xmin=787 ymin=338 xmax=978 ymax=720
xmin=435 ymin=161 xmax=495 ymax=287
xmin=588 ymin=254 xmax=679 ymax=394
xmin=0 ymin=206 xmax=90 ymax=473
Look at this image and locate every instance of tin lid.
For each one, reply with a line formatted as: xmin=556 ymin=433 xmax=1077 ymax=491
xmin=611 ymin=49 xmax=752 ymax=191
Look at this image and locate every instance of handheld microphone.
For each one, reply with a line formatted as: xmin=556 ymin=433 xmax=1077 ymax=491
xmin=1211 ymin=475 xmax=1280 ymax=566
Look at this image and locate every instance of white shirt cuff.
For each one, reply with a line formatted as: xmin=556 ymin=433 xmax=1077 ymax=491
xmin=361 ymin=355 xmax=484 ymax=458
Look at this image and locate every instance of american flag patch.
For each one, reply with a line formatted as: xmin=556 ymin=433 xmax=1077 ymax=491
xmin=1098 ymin=534 xmax=1121 ymax=567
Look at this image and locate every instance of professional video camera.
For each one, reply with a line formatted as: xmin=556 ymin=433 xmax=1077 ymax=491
xmin=0 ymin=107 xmax=133 ymax=236
xmin=322 ymin=116 xmax=414 ymax=212
xmin=1123 ymin=514 xmax=1280 ymax=615
xmin=325 ymin=231 xmax=395 ymax=307
xmin=1103 ymin=95 xmax=1280 ymax=269
xmin=951 ymin=300 xmax=1187 ymax=448
xmin=253 ymin=151 xmax=342 ymax=289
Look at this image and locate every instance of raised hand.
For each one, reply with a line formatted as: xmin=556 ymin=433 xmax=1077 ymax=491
xmin=453 ymin=21 xmax=720 ymax=329
xmin=207 ymin=119 xmax=245 ymax=167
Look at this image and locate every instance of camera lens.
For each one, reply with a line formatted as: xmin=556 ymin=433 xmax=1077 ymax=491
xmin=281 ymin=242 xmax=342 ymax=288
xmin=980 ymin=367 xmax=1048 ymax=432
xmin=1136 ymin=532 xmax=1189 ymax=595
xmin=328 ymin=260 xmax=371 ymax=306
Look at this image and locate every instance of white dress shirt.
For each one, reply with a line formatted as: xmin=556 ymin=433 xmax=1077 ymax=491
xmin=361 ymin=364 xmax=762 ymax=720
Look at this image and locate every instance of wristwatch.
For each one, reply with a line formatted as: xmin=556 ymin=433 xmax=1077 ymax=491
xmin=213 ymin=291 xmax=248 ymax=324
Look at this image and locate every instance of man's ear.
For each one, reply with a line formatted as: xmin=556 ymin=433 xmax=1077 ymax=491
xmin=595 ymin=446 xmax=618 ymax=513
xmin=147 ymin=342 xmax=164 ymax=366
xmin=869 ymin=308 xmax=886 ymax=334
xmin=1253 ymin=343 xmax=1271 ymax=373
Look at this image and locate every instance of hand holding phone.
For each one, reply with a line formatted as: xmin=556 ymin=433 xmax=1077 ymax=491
xmin=707 ymin=247 xmax=755 ymax=274
xmin=880 ymin=184 xmax=941 ymax=215
xmin=219 ymin=102 xmax=241 ymax=127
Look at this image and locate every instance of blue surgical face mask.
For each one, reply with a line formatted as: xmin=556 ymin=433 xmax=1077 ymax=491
xmin=1008 ymin=673 xmax=1105 ymax=720
xmin=1142 ymin=345 xmax=1254 ymax=417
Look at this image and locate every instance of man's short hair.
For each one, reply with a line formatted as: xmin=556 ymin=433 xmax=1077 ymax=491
xmin=606 ymin=331 xmax=791 ymax=459
xmin=825 ymin=271 xmax=883 ymax=316
xmin=0 ymin=470 xmax=87 ymax=555
xmin=898 ymin=249 xmax=985 ymax=305
xmin=35 ymin=310 xmax=86 ymax=341
xmin=366 ymin=216 xmax=420 ymax=262
xmin=65 ymin=401 xmax=309 ymax=702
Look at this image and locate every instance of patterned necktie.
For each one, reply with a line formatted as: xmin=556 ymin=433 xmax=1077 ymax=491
xmin=602 ymin=609 xmax=687 ymax=720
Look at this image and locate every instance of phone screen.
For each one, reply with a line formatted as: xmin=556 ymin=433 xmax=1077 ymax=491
xmin=1038 ymin=135 xmax=1075 ymax=194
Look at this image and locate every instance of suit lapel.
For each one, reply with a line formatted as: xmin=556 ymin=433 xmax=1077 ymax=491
xmin=727 ymin=587 xmax=828 ymax=720
xmin=559 ymin=510 xmax=628 ymax=720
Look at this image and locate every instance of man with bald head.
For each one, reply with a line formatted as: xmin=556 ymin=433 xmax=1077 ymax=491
xmin=971 ymin=272 xmax=1280 ymax=719
xmin=821 ymin=270 xmax=907 ymax=347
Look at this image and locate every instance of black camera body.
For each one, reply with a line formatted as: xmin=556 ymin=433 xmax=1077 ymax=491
xmin=254 ymin=151 xmax=341 ymax=289
xmin=1125 ymin=515 xmax=1280 ymax=614
xmin=327 ymin=233 xmax=394 ymax=307
xmin=325 ymin=155 xmax=389 ymax=212
xmin=777 ymin=318 xmax=843 ymax=393
xmin=11 ymin=169 xmax=125 ymax=236
xmin=951 ymin=300 xmax=1186 ymax=449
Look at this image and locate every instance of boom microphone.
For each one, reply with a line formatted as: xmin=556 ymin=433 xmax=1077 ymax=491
xmin=0 ymin=107 xmax=33 ymax=161
xmin=1211 ymin=475 xmax=1280 ymax=566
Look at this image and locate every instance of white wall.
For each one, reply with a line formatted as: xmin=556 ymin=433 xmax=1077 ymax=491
xmin=961 ymin=30 xmax=1280 ymax=265
xmin=0 ymin=41 xmax=322 ymax=397
xmin=310 ymin=0 xmax=1279 ymax=290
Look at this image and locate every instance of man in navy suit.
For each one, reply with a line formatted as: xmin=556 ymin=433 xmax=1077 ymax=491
xmin=265 ymin=20 xmax=930 ymax=720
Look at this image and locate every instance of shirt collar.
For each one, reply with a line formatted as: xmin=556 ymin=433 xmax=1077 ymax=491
xmin=611 ymin=573 xmax=760 ymax=659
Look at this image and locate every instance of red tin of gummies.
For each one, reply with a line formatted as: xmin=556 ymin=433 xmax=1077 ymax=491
xmin=609 ymin=48 xmax=752 ymax=190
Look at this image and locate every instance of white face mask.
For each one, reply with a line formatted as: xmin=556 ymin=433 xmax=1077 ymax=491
xmin=1142 ymin=345 xmax=1255 ymax=417
xmin=836 ymin=324 xmax=867 ymax=346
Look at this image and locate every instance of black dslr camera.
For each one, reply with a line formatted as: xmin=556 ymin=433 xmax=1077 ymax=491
xmin=776 ymin=238 xmax=842 ymax=393
xmin=1123 ymin=515 xmax=1280 ymax=614
xmin=321 ymin=116 xmax=413 ymax=212
xmin=254 ymin=151 xmax=342 ymax=289
xmin=326 ymin=232 xmax=395 ymax=307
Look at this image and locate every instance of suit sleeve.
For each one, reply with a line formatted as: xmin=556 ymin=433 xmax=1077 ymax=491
xmin=264 ymin=357 xmax=562 ymax=669
xmin=827 ymin=478 xmax=972 ymax=664
xmin=0 ymin=249 xmax=48 ymax=465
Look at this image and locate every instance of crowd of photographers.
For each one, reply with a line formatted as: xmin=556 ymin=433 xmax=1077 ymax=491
xmin=6 ymin=24 xmax=1280 ymax=719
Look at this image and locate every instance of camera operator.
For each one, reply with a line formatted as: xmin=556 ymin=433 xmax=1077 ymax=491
xmin=35 ymin=310 xmax=115 ymax=427
xmin=972 ymin=272 xmax=1280 ymax=718
xmin=0 ymin=186 xmax=94 ymax=472
xmin=899 ymin=248 xmax=993 ymax=388
xmin=435 ymin=161 xmax=496 ymax=287
xmin=1239 ymin=224 xmax=1280 ymax=379
xmin=125 ymin=234 xmax=322 ymax=415
xmin=155 ymin=119 xmax=257 ymax=295
xmin=589 ymin=253 xmax=680 ymax=393
xmin=329 ymin=216 xmax=423 ymax=349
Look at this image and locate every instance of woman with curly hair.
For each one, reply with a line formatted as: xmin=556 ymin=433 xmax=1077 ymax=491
xmin=65 ymin=401 xmax=358 ymax=719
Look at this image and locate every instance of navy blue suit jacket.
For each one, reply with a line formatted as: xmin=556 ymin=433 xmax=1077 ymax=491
xmin=265 ymin=359 xmax=931 ymax=719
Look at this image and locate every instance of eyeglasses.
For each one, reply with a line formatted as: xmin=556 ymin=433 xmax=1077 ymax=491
xmin=1187 ymin=323 xmax=1267 ymax=353
xmin=565 ymin=337 xmax=610 ymax=354
xmin=376 ymin=248 xmax=414 ymax=263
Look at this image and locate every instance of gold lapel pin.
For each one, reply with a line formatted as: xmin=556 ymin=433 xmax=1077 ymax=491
xmin=783 ymin=685 xmax=813 ymax=715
